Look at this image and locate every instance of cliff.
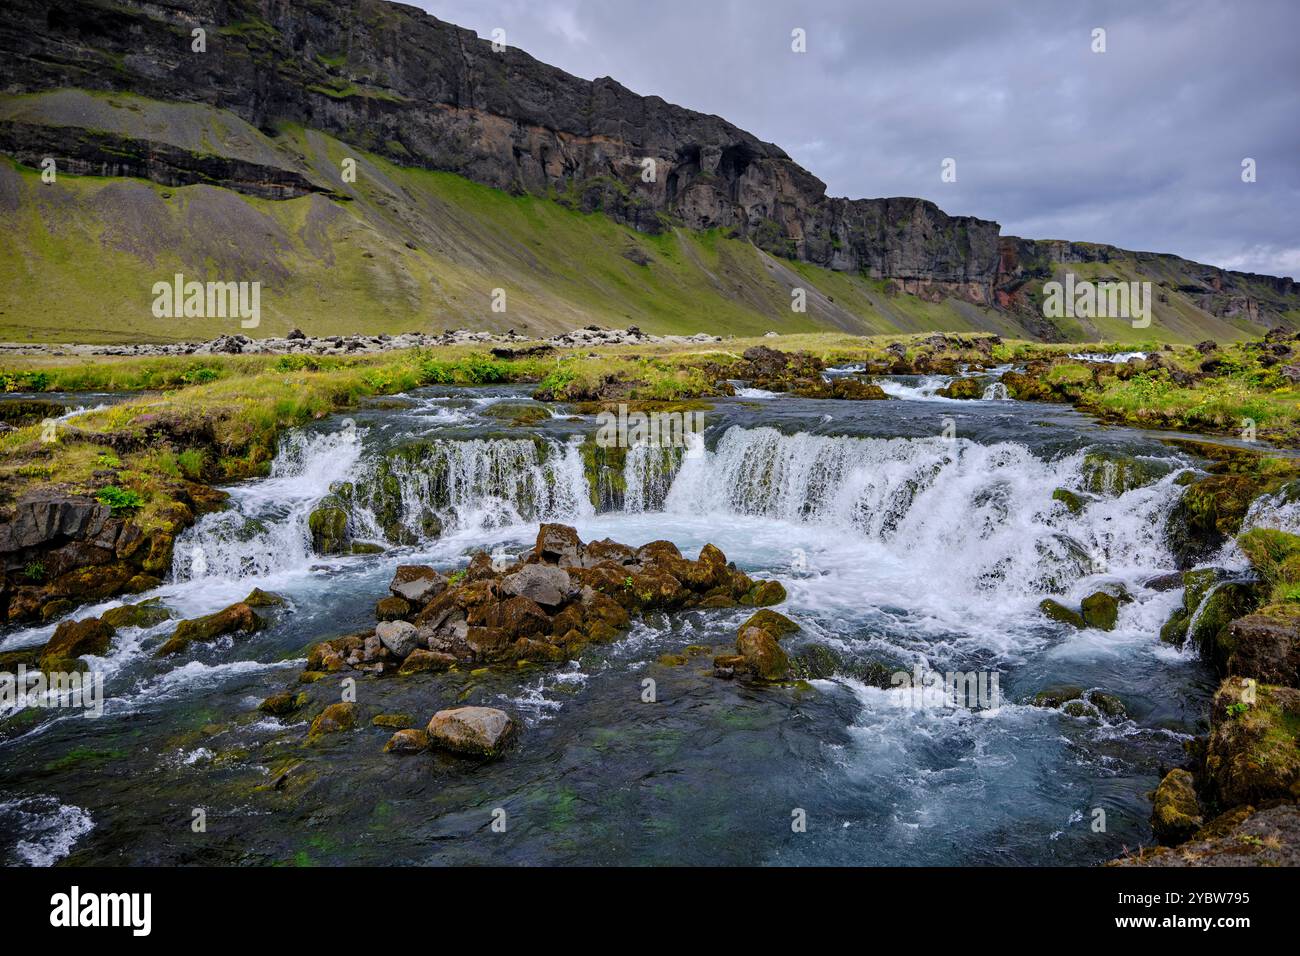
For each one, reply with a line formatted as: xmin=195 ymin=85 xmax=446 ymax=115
xmin=0 ymin=0 xmax=1295 ymax=341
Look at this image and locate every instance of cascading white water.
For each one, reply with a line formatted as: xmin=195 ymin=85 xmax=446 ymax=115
xmin=173 ymin=427 xmax=365 ymax=582
xmin=349 ymin=436 xmax=594 ymax=543
xmin=637 ymin=425 xmax=1182 ymax=600
xmin=876 ymin=376 xmax=952 ymax=400
xmin=982 ymin=382 xmax=1009 ymax=400
xmin=623 ymin=444 xmax=681 ymax=513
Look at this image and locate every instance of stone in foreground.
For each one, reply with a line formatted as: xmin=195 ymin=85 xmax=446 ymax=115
xmin=426 ymin=706 xmax=516 ymax=757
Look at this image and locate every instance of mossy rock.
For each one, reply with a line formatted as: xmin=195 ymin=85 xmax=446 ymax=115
xmin=1030 ymin=685 xmax=1084 ymax=708
xmin=308 ymin=702 xmax=358 ymax=738
xmin=1188 ymin=581 xmax=1260 ymax=674
xmin=1204 ymin=680 xmax=1300 ymax=807
xmin=936 ymin=377 xmax=983 ymax=399
xmin=1080 ymin=591 xmax=1119 ymax=630
xmin=737 ymin=608 xmax=799 ymax=640
xmin=1039 ymin=598 xmax=1085 ymax=629
xmin=243 ymin=588 xmax=285 ymax=608
xmin=736 ymin=626 xmax=790 ymax=681
xmin=1051 ymin=488 xmax=1088 ymax=514
xmin=742 ymin=580 xmax=787 ymax=607
xmin=481 ymin=403 xmax=551 ymax=427
xmin=1159 ymin=607 xmax=1190 ymax=646
xmin=258 ymin=691 xmax=308 ymax=717
xmin=308 ymin=497 xmax=349 ymax=554
xmin=376 ymin=595 xmax=412 ymax=621
xmin=101 ymin=600 xmax=172 ymax=630
xmin=39 ymin=617 xmax=114 ymax=671
xmin=155 ymin=602 xmax=264 ymax=657
xmin=372 ymin=713 xmax=413 ymax=729
xmin=1081 ymin=452 xmax=1162 ymax=496
xmin=1151 ymin=768 xmax=1203 ymax=845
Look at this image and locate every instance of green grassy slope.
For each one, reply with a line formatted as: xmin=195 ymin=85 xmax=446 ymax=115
xmin=0 ymin=90 xmax=1288 ymax=344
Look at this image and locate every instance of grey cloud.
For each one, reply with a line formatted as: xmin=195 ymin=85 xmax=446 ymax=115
xmin=420 ymin=0 xmax=1299 ymax=278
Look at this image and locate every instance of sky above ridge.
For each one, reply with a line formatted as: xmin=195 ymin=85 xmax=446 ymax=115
xmin=419 ymin=0 xmax=1299 ymax=279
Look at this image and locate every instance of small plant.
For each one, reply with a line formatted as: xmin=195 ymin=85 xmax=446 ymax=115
xmin=1226 ymin=701 xmax=1250 ymax=718
xmin=446 ymin=569 xmax=467 ymax=585
xmin=22 ymin=561 xmax=45 ymax=583
xmin=95 ymin=485 xmax=144 ymax=515
xmin=96 ymin=452 xmax=122 ymax=469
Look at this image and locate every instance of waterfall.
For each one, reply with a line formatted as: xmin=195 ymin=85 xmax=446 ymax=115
xmin=982 ymin=382 xmax=1009 ymax=400
xmin=630 ymin=425 xmax=1182 ymax=599
xmin=173 ymin=427 xmax=364 ymax=582
xmin=348 ymin=435 xmax=593 ymax=544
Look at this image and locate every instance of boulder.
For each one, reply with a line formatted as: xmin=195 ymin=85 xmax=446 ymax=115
xmin=937 ymin=376 xmax=983 ymax=399
xmin=426 ymin=706 xmax=516 ymax=757
xmin=1204 ymin=679 xmax=1300 ymax=807
xmin=389 ymin=565 xmax=445 ymax=605
xmin=308 ymin=500 xmax=349 ymax=554
xmin=1151 ymin=769 xmax=1203 ymax=845
xmin=375 ymin=620 xmax=420 ymax=658
xmin=736 ymin=626 xmax=790 ymax=681
xmin=1226 ymin=608 xmax=1300 ymax=685
xmin=398 ymin=648 xmax=457 ymax=675
xmin=375 ymin=595 xmax=412 ymax=621
xmin=743 ymin=580 xmax=787 ymax=607
xmin=1080 ymin=591 xmax=1119 ymax=630
xmin=100 ymin=600 xmax=171 ymax=630
xmin=155 ymin=601 xmax=263 ymax=657
xmin=535 ymin=523 xmax=583 ymax=565
xmin=39 ymin=616 xmax=115 ymax=670
xmin=502 ymin=563 xmax=573 ymax=607
xmin=308 ymin=702 xmax=358 ymax=737
xmin=737 ymin=608 xmax=799 ymax=640
xmin=243 ymin=588 xmax=285 ymax=608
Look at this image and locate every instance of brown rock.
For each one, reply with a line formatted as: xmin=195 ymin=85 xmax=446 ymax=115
xmin=426 ymin=706 xmax=516 ymax=757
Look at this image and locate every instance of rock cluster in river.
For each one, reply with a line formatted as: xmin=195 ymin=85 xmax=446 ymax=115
xmin=299 ymin=524 xmax=787 ymax=680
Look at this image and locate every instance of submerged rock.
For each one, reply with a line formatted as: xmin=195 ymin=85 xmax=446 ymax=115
xmin=258 ymin=690 xmax=308 ymax=717
xmin=243 ymin=588 xmax=285 ymax=608
xmin=1115 ymin=803 xmax=1300 ymax=867
xmin=307 ymin=499 xmax=349 ymax=555
xmin=309 ymin=702 xmax=358 ymax=738
xmin=426 ymin=706 xmax=515 ymax=757
xmin=383 ymin=728 xmax=429 ymax=754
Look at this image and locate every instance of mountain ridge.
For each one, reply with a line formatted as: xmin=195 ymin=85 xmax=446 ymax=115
xmin=0 ymin=0 xmax=1296 ymax=342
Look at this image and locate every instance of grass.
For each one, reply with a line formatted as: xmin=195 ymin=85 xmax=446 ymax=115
xmin=2 ymin=89 xmax=1290 ymax=345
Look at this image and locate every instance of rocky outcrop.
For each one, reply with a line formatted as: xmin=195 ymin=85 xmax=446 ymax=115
xmin=0 ymin=493 xmax=188 ymax=625
xmin=301 ymin=524 xmax=786 ymax=678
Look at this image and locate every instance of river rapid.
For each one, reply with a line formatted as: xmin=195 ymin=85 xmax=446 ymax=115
xmin=2 ymin=374 xmax=1295 ymax=866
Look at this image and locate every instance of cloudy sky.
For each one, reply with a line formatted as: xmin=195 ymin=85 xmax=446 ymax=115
xmin=419 ymin=0 xmax=1298 ymax=279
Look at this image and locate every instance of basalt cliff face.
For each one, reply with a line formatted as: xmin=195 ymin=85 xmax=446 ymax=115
xmin=0 ymin=0 xmax=1296 ymax=340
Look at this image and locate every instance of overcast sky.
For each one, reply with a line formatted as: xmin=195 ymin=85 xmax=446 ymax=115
xmin=418 ymin=0 xmax=1298 ymax=279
